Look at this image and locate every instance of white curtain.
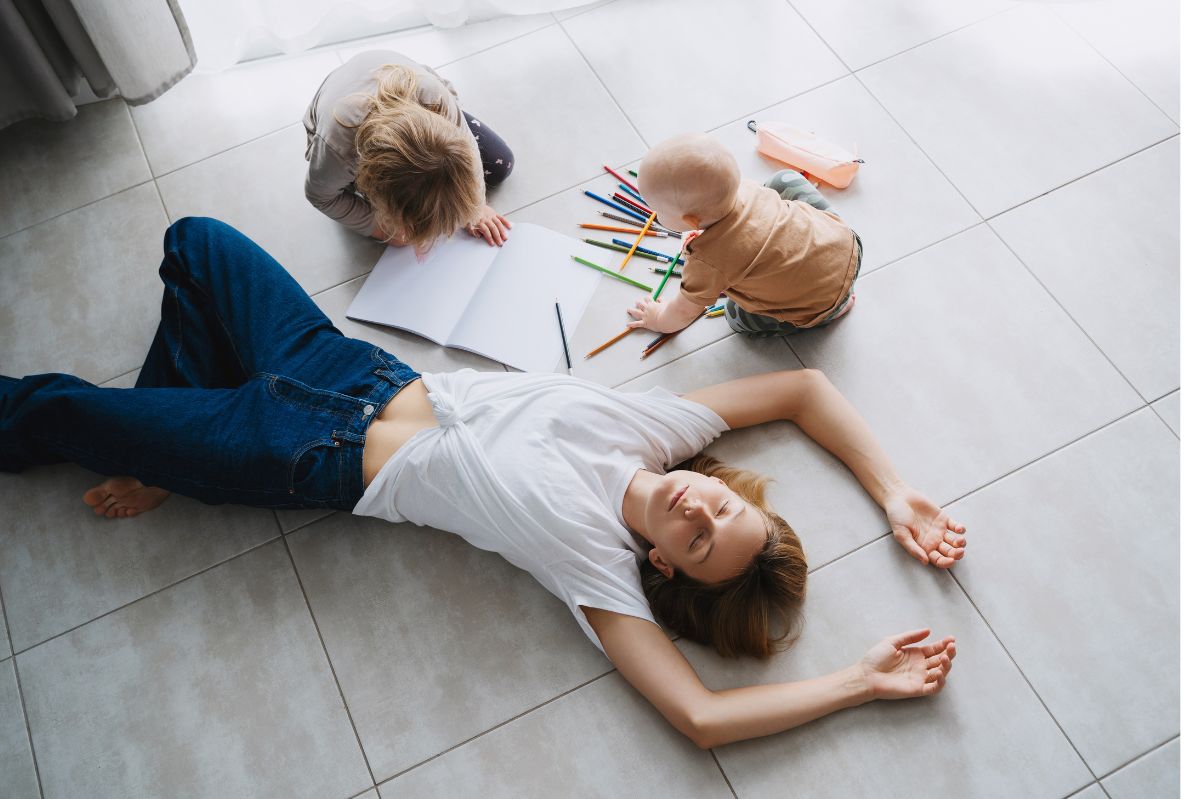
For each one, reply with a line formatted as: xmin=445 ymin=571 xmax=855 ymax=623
xmin=177 ymin=0 xmax=596 ymax=71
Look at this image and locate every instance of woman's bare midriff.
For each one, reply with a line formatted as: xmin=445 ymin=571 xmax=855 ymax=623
xmin=362 ymin=378 xmax=437 ymax=488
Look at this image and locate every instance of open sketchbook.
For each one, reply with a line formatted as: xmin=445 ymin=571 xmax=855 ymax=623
xmin=346 ymin=222 xmax=601 ymax=373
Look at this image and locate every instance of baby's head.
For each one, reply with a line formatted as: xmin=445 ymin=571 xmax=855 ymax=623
xmin=638 ymin=133 xmax=741 ymax=232
xmin=354 ymin=65 xmax=484 ymax=252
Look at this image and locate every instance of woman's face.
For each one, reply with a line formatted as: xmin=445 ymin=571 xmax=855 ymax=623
xmin=644 ymin=470 xmax=768 ymax=584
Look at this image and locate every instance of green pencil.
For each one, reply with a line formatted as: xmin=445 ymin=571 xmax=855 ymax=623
xmin=651 ymin=248 xmax=684 ymax=300
xmin=583 ymin=238 xmax=671 ymax=262
xmin=570 ymin=255 xmax=654 ymax=292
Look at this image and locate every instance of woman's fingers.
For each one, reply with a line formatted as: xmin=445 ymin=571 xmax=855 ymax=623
xmin=498 ymin=213 xmax=513 ymax=230
xmin=887 ymin=628 xmax=931 ymax=649
xmin=894 ymin=530 xmax=930 ymax=564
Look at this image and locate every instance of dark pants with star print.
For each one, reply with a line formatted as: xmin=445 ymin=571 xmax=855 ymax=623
xmin=462 ymin=111 xmax=514 ymax=189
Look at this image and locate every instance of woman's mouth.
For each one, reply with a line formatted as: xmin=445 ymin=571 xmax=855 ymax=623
xmin=668 ymin=485 xmax=688 ymax=511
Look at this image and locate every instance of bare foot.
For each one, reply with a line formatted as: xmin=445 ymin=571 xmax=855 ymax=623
xmin=83 ymin=476 xmax=170 ymax=519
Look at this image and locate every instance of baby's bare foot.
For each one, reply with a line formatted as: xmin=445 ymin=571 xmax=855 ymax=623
xmin=83 ymin=476 xmax=170 ymax=519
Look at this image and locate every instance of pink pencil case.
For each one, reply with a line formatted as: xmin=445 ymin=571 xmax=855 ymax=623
xmin=748 ymin=119 xmax=864 ymax=189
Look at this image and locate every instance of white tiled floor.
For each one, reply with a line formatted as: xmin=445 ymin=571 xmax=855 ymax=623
xmin=0 ymin=1 xmax=1180 ymax=796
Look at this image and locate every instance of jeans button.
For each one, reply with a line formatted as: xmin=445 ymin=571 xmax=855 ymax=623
xmin=363 ymin=404 xmax=375 ymax=416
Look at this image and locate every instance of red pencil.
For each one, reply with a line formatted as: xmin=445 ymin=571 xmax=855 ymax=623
xmin=604 ymin=164 xmax=639 ymax=195
xmin=613 ymin=192 xmax=652 ymax=216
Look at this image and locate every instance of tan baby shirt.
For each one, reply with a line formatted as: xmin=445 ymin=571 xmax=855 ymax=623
xmin=679 ymin=180 xmax=859 ymax=327
xmin=302 ymin=50 xmax=477 ymax=237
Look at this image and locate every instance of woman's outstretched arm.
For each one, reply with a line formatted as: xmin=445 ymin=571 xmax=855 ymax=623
xmin=683 ymin=369 xmax=966 ymax=568
xmin=584 ymin=608 xmax=955 ymax=749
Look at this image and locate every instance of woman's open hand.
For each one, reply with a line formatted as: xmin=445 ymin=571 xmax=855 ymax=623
xmin=883 ymin=485 xmax=966 ymax=568
xmin=859 ymin=629 xmax=956 ymax=700
xmin=467 ymin=204 xmax=512 ymax=246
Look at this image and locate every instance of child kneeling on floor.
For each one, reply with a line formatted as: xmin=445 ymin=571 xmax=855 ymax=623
xmin=304 ymin=50 xmax=514 ymax=252
xmin=627 ymin=132 xmax=862 ymax=337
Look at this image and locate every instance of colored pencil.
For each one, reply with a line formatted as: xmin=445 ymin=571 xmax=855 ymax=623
xmin=612 ymin=194 xmax=651 ymax=217
xmin=652 ymin=248 xmax=684 ymax=300
xmin=650 ymin=266 xmax=683 ymax=277
xmin=583 ymin=189 xmax=648 ymax=223
xmin=627 ymin=168 xmax=638 ymax=177
xmin=555 ymin=301 xmax=574 ymax=376
xmin=641 ymin=311 xmax=706 ymax=360
xmin=604 ymin=165 xmax=639 ymax=194
xmin=618 ymin=183 xmax=645 ymax=203
xmin=705 ymin=308 xmax=726 ymax=318
xmin=611 ymin=237 xmax=679 ymax=262
xmin=614 ymin=191 xmax=651 ymax=215
xmin=585 ymin=224 xmax=675 ymax=361
xmin=570 ymin=255 xmax=654 ymax=292
xmin=579 ymin=223 xmax=669 ymax=238
xmin=616 ymin=211 xmax=657 ymax=273
xmin=585 ymin=327 xmax=634 ymax=359
xmin=583 ymin=239 xmax=672 ymax=263
xmin=598 ymin=211 xmax=679 ymax=237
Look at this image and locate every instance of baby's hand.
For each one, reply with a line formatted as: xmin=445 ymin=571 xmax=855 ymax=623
xmin=626 ymin=296 xmax=669 ymax=333
xmin=467 ymin=205 xmax=512 ymax=246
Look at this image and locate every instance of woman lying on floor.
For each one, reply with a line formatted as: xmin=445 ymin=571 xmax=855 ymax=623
xmin=0 ymin=217 xmax=966 ymax=749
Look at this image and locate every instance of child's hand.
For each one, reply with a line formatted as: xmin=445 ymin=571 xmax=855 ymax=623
xmin=628 ymin=293 xmax=708 ymax=334
xmin=467 ymin=205 xmax=512 ymax=246
xmin=626 ymin=297 xmax=670 ymax=333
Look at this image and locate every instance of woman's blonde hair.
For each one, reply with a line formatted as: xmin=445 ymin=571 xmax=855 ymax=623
xmin=639 ymin=455 xmax=808 ymax=659
xmin=348 ymin=64 xmax=483 ymax=251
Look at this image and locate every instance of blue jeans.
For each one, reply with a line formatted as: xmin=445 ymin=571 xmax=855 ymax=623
xmin=0 ymin=217 xmax=419 ymax=511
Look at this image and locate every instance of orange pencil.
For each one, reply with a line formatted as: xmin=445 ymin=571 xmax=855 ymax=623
xmin=579 ymin=223 xmax=668 ymax=238
xmin=585 ymin=327 xmax=635 ymax=359
xmin=616 ymin=211 xmax=657 ymax=273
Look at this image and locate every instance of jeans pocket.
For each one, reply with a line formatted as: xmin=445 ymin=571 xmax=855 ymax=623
xmin=288 ymin=437 xmax=344 ymax=504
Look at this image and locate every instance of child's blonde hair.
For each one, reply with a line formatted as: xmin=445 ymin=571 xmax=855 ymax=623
xmin=349 ymin=64 xmax=483 ymax=251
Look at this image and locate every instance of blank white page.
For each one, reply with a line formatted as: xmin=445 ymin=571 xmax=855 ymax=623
xmin=448 ymin=223 xmax=600 ymax=372
xmin=345 ymin=231 xmax=497 ymax=345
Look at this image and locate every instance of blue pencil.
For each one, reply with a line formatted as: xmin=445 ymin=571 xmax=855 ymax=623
xmin=583 ymin=190 xmax=648 ymax=223
xmin=618 ymin=183 xmax=646 ymax=204
xmin=611 ymin=237 xmax=682 ymax=263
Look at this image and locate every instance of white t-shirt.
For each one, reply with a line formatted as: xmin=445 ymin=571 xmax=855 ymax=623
xmin=353 ymin=370 xmax=729 ymax=654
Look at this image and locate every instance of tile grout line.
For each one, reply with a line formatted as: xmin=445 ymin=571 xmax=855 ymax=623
xmin=709 ymin=749 xmax=740 ymax=798
xmin=0 ymin=178 xmax=158 ymax=242
xmin=152 ymin=121 xmax=301 ymax=182
xmin=0 ymin=583 xmax=46 ymax=799
xmin=1047 ymin=5 xmax=1178 ymax=125
xmin=808 ymin=401 xmax=1155 ymax=578
xmin=373 ymin=667 xmax=615 ymax=787
xmin=279 ymin=533 xmax=379 ymax=785
xmin=786 ymin=0 xmax=1175 ymax=411
xmin=425 ymin=18 xmax=563 ymax=71
xmin=981 ymin=133 xmax=1179 ymax=220
xmin=831 ymin=4 xmax=1021 ymax=74
xmin=984 ymin=217 xmax=1150 ymax=404
xmin=555 ymin=19 xmax=649 ymax=149
xmin=1093 ymin=733 xmax=1180 ymax=782
xmin=612 ymin=330 xmax=737 ymax=389
xmin=783 ymin=0 xmax=985 ymax=222
xmin=7 ymin=534 xmax=282 ymax=659
xmin=1149 ymin=406 xmax=1179 ymax=440
xmin=124 ymin=102 xmax=177 ymax=233
xmin=945 ymin=568 xmax=1102 ymax=783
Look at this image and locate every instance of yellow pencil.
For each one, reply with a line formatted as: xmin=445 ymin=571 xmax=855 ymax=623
xmin=616 ymin=211 xmax=657 ymax=273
